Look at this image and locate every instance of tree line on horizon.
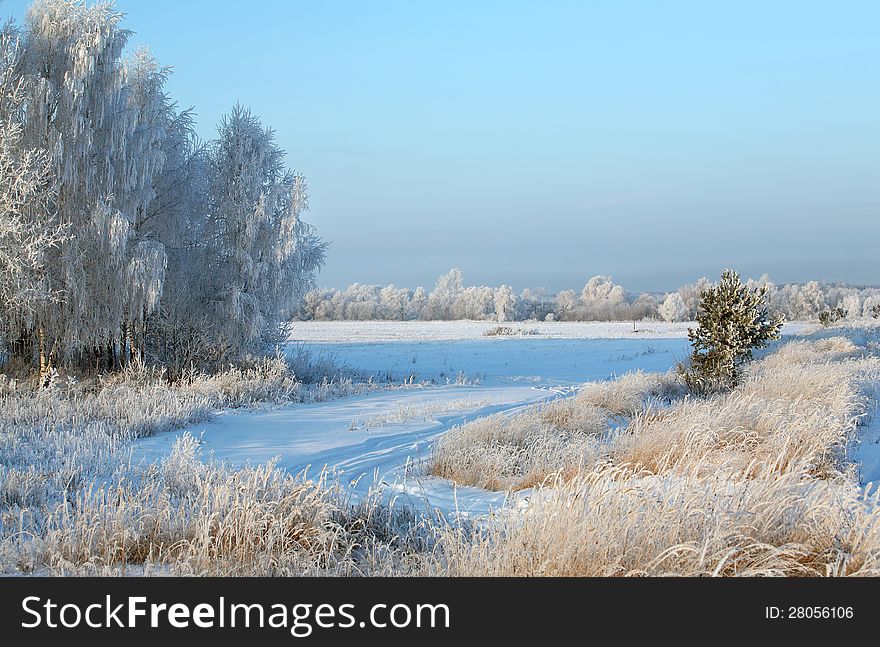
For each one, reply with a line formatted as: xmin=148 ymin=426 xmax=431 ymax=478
xmin=299 ymin=269 xmax=880 ymax=324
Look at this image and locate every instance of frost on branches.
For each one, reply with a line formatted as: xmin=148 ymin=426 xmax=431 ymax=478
xmin=0 ymin=1 xmax=325 ymax=379
xmin=681 ymin=269 xmax=784 ymax=393
xmin=0 ymin=21 xmax=66 ymax=340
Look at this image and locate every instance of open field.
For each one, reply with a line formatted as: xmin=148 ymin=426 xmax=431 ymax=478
xmin=289 ymin=319 xmax=818 ymax=343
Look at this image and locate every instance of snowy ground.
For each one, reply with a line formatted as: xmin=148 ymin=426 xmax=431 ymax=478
xmin=133 ymin=320 xmax=840 ymax=515
xmin=288 ymin=320 xmax=816 ymax=385
xmin=134 ymin=384 xmax=559 ymax=515
xmin=289 ymin=319 xmax=817 ymax=343
xmin=299 ymin=336 xmax=691 ymax=385
xmin=134 ymin=331 xmax=691 ymax=514
xmin=854 ymin=381 xmax=880 ymax=486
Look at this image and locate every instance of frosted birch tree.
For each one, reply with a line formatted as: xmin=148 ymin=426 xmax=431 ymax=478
xmin=555 ymin=290 xmax=577 ymax=321
xmin=200 ymin=104 xmax=325 ymax=362
xmin=428 ymin=268 xmax=463 ymax=319
xmin=0 ymin=1 xmax=326 ymax=376
xmin=19 ymin=0 xmax=169 ymax=371
xmin=580 ymin=275 xmax=627 ymax=319
xmin=0 ymin=20 xmax=66 ymax=366
xmin=659 ymin=292 xmax=688 ymax=322
xmin=494 ymin=285 xmax=516 ymax=322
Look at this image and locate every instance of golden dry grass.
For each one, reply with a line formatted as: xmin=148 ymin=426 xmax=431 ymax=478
xmin=430 ymin=465 xmax=880 ymax=576
xmin=423 ymin=329 xmax=880 ymax=577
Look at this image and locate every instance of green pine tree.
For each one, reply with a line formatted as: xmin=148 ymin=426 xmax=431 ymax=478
xmin=680 ymin=269 xmax=784 ymax=393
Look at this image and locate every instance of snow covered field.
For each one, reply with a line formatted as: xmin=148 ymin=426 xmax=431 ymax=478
xmin=289 ymin=319 xmax=816 ymax=343
xmin=299 ymin=336 xmax=691 ymax=385
xmin=132 ymin=320 xmax=830 ymax=514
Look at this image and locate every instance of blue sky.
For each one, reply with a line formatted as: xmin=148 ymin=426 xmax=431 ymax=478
xmin=4 ymin=1 xmax=879 ymax=292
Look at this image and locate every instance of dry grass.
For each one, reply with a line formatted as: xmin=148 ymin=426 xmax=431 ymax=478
xmin=611 ymin=340 xmax=876 ymax=480
xmin=2 ymin=435 xmax=429 ymax=576
xmin=431 ymin=369 xmax=683 ymax=489
xmin=3 ymin=327 xmax=880 ymax=577
xmin=431 ymin=408 xmax=608 ymax=491
xmin=432 ymin=335 xmax=878 ymax=490
xmin=423 ymin=328 xmax=880 ymax=576
xmin=429 ymin=465 xmax=880 ymax=576
xmin=573 ymin=369 xmax=685 ymax=417
xmin=0 ymin=355 xmax=396 ymax=575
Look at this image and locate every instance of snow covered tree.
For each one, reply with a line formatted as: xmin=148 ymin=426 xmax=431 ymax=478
xmin=409 ymin=286 xmax=427 ymax=319
xmin=863 ymin=295 xmax=880 ymax=320
xmin=791 ymin=281 xmax=826 ymax=320
xmin=681 ymin=269 xmax=784 ymax=393
xmin=580 ymin=275 xmax=627 ymax=319
xmin=427 ymin=268 xmax=463 ymax=319
xmin=0 ymin=1 xmax=327 ymax=376
xmin=840 ymin=293 xmax=862 ymax=321
xmin=16 ymin=0 xmax=170 ymax=371
xmin=379 ymin=284 xmax=411 ymax=320
xmin=494 ymin=285 xmax=516 ymax=322
xmin=198 ymin=104 xmax=325 ymax=362
xmin=141 ymin=105 xmax=213 ymax=371
xmin=555 ymin=289 xmax=577 ymax=321
xmin=451 ymin=285 xmax=493 ymax=320
xmin=818 ymin=307 xmax=847 ymax=327
xmin=0 ymin=20 xmax=67 ymax=372
xmin=659 ymin=292 xmax=688 ymax=322
xmin=629 ymin=293 xmax=659 ymax=320
xmin=676 ymin=277 xmax=712 ymax=320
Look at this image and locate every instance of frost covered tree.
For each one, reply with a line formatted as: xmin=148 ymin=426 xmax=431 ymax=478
xmin=580 ymin=276 xmax=627 ymax=315
xmin=141 ymin=104 xmax=213 ymax=370
xmin=517 ymin=287 xmax=547 ymax=320
xmin=198 ymin=104 xmax=325 ymax=362
xmin=409 ymin=286 xmax=427 ymax=320
xmin=452 ymin=285 xmax=494 ymax=320
xmin=0 ymin=1 xmax=326 ymax=377
xmin=790 ymin=281 xmax=826 ymax=320
xmin=629 ymin=293 xmax=659 ymax=320
xmin=494 ymin=285 xmax=516 ymax=322
xmin=681 ymin=269 xmax=784 ymax=393
xmin=863 ymin=295 xmax=880 ymax=319
xmin=555 ymin=289 xmax=578 ymax=321
xmin=659 ymin=292 xmax=688 ymax=323
xmin=0 ymin=20 xmax=67 ymax=370
xmin=17 ymin=0 xmax=170 ymax=371
xmin=379 ymin=285 xmax=411 ymax=320
xmin=427 ymin=268 xmax=463 ymax=319
xmin=839 ymin=293 xmax=862 ymax=321
xmin=676 ymin=277 xmax=712 ymax=320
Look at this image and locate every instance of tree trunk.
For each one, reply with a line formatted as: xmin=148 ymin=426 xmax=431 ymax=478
xmin=123 ymin=321 xmax=133 ymax=366
xmin=38 ymin=326 xmax=48 ymax=387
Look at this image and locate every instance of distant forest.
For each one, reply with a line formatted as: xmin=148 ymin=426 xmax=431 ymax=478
xmin=300 ymin=269 xmax=880 ymax=323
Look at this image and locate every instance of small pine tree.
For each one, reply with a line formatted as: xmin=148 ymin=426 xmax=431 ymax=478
xmin=680 ymin=269 xmax=784 ymax=393
xmin=872 ymin=304 xmax=880 ymax=320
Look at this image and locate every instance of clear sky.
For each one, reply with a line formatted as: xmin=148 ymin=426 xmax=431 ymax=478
xmin=3 ymin=0 xmax=879 ymax=293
